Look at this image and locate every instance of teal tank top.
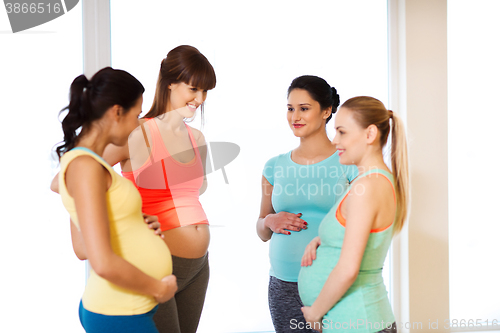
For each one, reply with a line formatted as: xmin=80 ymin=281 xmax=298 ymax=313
xmin=263 ymin=151 xmax=357 ymax=282
xmin=298 ymin=169 xmax=396 ymax=332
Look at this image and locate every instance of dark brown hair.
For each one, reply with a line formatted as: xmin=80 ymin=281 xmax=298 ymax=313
xmin=56 ymin=67 xmax=144 ymax=158
xmin=143 ymin=45 xmax=216 ymax=119
xmin=287 ymin=75 xmax=340 ymax=124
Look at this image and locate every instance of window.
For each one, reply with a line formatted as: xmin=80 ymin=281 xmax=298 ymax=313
xmin=448 ymin=0 xmax=500 ymax=330
xmin=111 ymin=1 xmax=389 ymax=332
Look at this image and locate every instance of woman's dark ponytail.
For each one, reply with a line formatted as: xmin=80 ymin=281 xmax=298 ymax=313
xmin=56 ymin=75 xmax=90 ymax=157
xmin=55 ymin=67 xmax=145 ymax=158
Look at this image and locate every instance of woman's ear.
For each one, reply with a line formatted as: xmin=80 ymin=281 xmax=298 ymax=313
xmin=323 ymin=106 xmax=332 ymax=120
xmin=107 ymin=104 xmax=124 ymax=122
xmin=366 ymin=124 xmax=379 ymax=144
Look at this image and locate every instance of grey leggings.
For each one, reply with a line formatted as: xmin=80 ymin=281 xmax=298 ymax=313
xmin=268 ymin=276 xmax=397 ymax=333
xmin=269 ymin=276 xmax=314 ymax=333
xmin=153 ymin=253 xmax=209 ymax=333
xmin=378 ymin=322 xmax=397 ymax=333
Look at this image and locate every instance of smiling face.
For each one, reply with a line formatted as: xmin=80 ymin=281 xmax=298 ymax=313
xmin=332 ymin=106 xmax=369 ymax=165
xmin=287 ymin=88 xmax=331 ymax=138
xmin=168 ymin=81 xmax=208 ymax=118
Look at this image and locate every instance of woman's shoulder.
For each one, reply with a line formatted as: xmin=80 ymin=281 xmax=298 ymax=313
xmin=267 ymin=150 xmax=291 ymax=162
xmin=264 ymin=151 xmax=291 ymax=167
xmin=349 ymin=170 xmax=394 ymax=200
xmin=62 ymin=149 xmax=113 ymax=183
xmin=62 ymin=148 xmax=108 ymax=167
xmin=186 ymin=124 xmax=206 ymax=146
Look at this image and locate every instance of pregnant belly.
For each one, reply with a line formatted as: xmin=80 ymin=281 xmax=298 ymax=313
xmin=269 ymin=229 xmax=317 ymax=281
xmin=298 ymin=246 xmax=340 ymax=306
xmin=119 ymin=225 xmax=173 ymax=279
xmin=163 ymin=224 xmax=210 ymax=258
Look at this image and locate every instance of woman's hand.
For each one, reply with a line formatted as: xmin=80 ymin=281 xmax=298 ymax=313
xmin=143 ymin=213 xmax=164 ymax=239
xmin=301 ymin=236 xmax=321 ymax=266
xmin=155 ymin=275 xmax=178 ymax=303
xmin=264 ymin=212 xmax=307 ymax=235
xmin=301 ymin=306 xmax=323 ymax=332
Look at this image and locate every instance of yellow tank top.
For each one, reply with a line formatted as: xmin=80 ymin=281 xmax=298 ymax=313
xmin=59 ymin=148 xmax=173 ymax=315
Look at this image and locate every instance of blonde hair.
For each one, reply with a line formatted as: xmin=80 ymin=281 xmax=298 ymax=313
xmin=341 ymin=96 xmax=409 ymax=234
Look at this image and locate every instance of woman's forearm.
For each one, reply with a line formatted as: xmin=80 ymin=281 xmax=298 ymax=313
xmin=91 ymin=251 xmax=166 ymax=299
xmin=256 ymin=216 xmax=272 ymax=242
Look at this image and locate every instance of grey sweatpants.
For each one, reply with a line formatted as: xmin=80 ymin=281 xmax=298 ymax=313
xmin=153 ymin=253 xmax=209 ymax=333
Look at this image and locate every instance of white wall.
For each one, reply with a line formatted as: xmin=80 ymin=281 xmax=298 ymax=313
xmin=0 ymin=5 xmax=86 ymax=332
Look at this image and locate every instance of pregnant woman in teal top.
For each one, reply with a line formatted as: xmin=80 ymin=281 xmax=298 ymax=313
xmin=256 ymin=76 xmax=357 ymax=333
xmin=298 ymin=96 xmax=409 ymax=332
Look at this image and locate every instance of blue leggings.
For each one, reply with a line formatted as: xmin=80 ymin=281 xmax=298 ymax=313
xmin=79 ymin=300 xmax=159 ymax=333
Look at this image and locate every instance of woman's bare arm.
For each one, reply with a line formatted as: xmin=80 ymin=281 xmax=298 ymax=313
xmin=194 ymin=129 xmax=208 ymax=195
xmin=256 ymin=176 xmax=307 ymax=241
xmin=65 ymin=155 xmax=176 ymax=302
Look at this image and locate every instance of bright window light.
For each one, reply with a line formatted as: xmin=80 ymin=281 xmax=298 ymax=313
xmin=111 ymin=1 xmax=388 ymax=332
xmin=448 ymin=0 xmax=500 ymax=328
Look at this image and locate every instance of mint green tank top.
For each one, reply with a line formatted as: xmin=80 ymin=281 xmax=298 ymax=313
xmin=298 ymin=169 xmax=396 ymax=332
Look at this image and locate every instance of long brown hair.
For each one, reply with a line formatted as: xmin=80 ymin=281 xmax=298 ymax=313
xmin=143 ymin=45 xmax=216 ymax=119
xmin=341 ymin=96 xmax=409 ymax=234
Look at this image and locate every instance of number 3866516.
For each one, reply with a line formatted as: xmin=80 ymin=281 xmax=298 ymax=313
xmin=5 ymin=3 xmax=62 ymax=14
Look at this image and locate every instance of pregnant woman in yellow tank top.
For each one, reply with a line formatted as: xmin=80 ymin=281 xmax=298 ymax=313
xmin=55 ymin=67 xmax=177 ymax=333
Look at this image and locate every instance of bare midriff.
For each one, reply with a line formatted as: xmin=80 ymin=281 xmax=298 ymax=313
xmin=162 ymin=224 xmax=210 ymax=258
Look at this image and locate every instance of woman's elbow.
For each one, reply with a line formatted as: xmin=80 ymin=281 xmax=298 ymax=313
xmin=343 ymin=268 xmax=359 ymax=284
xmin=199 ymin=179 xmax=208 ymax=195
xmin=256 ymin=221 xmax=271 ymax=242
xmin=258 ymin=233 xmax=270 ymax=242
xmin=50 ymin=177 xmax=60 ymax=193
xmin=74 ymin=250 xmax=87 ymax=261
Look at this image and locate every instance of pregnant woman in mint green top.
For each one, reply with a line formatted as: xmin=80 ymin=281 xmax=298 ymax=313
xmin=298 ymin=97 xmax=409 ymax=333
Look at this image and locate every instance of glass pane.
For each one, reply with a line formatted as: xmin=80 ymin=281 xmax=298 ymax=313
xmin=111 ymin=1 xmax=388 ymax=332
xmin=448 ymin=0 xmax=500 ymax=327
xmin=0 ymin=4 xmax=85 ymax=332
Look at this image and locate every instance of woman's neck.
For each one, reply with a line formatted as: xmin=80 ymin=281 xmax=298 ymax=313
xmin=356 ymin=151 xmax=389 ymax=175
xmin=75 ymin=126 xmax=109 ymax=156
xmin=295 ymin=128 xmax=335 ymax=159
xmin=157 ymin=108 xmax=186 ymax=131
